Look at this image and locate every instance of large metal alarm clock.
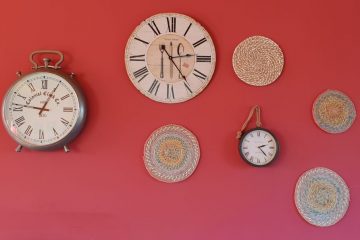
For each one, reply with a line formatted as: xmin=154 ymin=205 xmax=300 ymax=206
xmin=2 ymin=50 xmax=87 ymax=152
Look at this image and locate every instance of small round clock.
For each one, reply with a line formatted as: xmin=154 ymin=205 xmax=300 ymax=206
xmin=1 ymin=50 xmax=86 ymax=152
xmin=125 ymin=13 xmax=216 ymax=103
xmin=238 ymin=127 xmax=279 ymax=167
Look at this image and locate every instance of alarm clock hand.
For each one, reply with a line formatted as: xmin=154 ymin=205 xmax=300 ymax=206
xmin=39 ymin=83 xmax=59 ymax=115
xmin=13 ymin=103 xmax=50 ymax=111
xmin=160 ymin=45 xmax=187 ymax=81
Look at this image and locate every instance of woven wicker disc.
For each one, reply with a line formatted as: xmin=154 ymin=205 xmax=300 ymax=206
xmin=144 ymin=124 xmax=200 ymax=183
xmin=295 ymin=167 xmax=350 ymax=227
xmin=313 ymin=90 xmax=356 ymax=133
xmin=232 ymin=36 xmax=284 ymax=86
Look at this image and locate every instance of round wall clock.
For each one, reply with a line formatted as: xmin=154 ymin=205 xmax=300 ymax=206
xmin=236 ymin=105 xmax=279 ymax=167
xmin=125 ymin=13 xmax=216 ymax=103
xmin=238 ymin=127 xmax=279 ymax=166
xmin=2 ymin=50 xmax=87 ymax=152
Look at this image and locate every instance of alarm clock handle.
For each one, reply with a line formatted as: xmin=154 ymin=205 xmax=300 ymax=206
xmin=236 ymin=105 xmax=262 ymax=139
xmin=29 ymin=50 xmax=64 ymax=70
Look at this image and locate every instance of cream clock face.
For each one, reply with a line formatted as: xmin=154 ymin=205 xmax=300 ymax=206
xmin=2 ymin=71 xmax=81 ymax=148
xmin=125 ymin=13 xmax=216 ymax=103
xmin=239 ymin=128 xmax=279 ymax=166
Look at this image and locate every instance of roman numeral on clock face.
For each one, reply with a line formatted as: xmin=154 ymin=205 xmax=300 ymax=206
xmin=184 ymin=23 xmax=192 ymax=36
xmin=167 ymin=17 xmax=176 ymax=32
xmin=14 ymin=116 xmax=25 ymax=127
xmin=39 ymin=129 xmax=44 ymax=140
xmin=193 ymin=37 xmax=207 ymax=48
xmin=24 ymin=125 xmax=33 ymax=136
xmin=148 ymin=79 xmax=160 ymax=95
xmin=134 ymin=37 xmax=149 ymax=45
xmin=167 ymin=84 xmax=175 ymax=99
xmin=28 ymin=83 xmax=35 ymax=92
xmin=60 ymin=94 xmax=70 ymax=101
xmin=129 ymin=54 xmax=145 ymax=62
xmin=12 ymin=105 xmax=23 ymax=111
xmin=133 ymin=66 xmax=149 ymax=82
xmin=184 ymin=81 xmax=193 ymax=94
xmin=196 ymin=55 xmax=211 ymax=62
xmin=148 ymin=21 xmax=161 ymax=35
xmin=41 ymin=80 xmax=48 ymax=89
xmin=193 ymin=69 xmax=207 ymax=80
xmin=63 ymin=107 xmax=73 ymax=112
xmin=60 ymin=118 xmax=69 ymax=126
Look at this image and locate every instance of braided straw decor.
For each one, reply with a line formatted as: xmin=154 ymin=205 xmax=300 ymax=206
xmin=232 ymin=36 xmax=284 ymax=86
xmin=313 ymin=90 xmax=356 ymax=134
xmin=144 ymin=124 xmax=200 ymax=183
xmin=295 ymin=167 xmax=350 ymax=227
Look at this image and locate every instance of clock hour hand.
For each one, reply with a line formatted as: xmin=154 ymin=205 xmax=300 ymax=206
xmin=12 ymin=103 xmax=50 ymax=111
xmin=160 ymin=45 xmax=187 ymax=81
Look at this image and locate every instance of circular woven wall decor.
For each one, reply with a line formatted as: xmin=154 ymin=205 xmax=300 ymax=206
xmin=232 ymin=36 xmax=284 ymax=86
xmin=144 ymin=124 xmax=200 ymax=183
xmin=295 ymin=167 xmax=350 ymax=227
xmin=313 ymin=90 xmax=356 ymax=134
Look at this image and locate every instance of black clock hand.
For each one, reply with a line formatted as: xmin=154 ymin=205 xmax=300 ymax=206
xmin=161 ymin=45 xmax=187 ymax=81
xmin=13 ymin=103 xmax=50 ymax=111
xmin=172 ymin=54 xmax=196 ymax=59
xmin=258 ymin=145 xmax=267 ymax=156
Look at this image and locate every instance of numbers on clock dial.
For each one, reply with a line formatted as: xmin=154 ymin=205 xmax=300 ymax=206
xmin=3 ymin=72 xmax=80 ymax=146
xmin=240 ymin=129 xmax=278 ymax=166
xmin=125 ymin=13 xmax=216 ymax=103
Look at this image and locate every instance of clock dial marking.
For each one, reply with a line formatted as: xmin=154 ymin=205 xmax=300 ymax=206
xmin=148 ymin=21 xmax=161 ymax=35
xmin=193 ymin=37 xmax=207 ymax=48
xmin=167 ymin=17 xmax=176 ymax=32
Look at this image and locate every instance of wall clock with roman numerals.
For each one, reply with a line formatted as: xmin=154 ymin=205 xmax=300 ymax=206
xmin=1 ymin=50 xmax=87 ymax=152
xmin=125 ymin=13 xmax=216 ymax=103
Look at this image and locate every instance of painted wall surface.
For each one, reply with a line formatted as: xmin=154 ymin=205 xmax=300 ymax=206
xmin=0 ymin=0 xmax=359 ymax=239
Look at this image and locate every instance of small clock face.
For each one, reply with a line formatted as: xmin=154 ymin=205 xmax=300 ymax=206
xmin=2 ymin=71 xmax=82 ymax=149
xmin=239 ymin=128 xmax=279 ymax=166
xmin=125 ymin=13 xmax=216 ymax=103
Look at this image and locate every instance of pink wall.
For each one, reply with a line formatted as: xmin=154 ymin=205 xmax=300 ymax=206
xmin=0 ymin=0 xmax=359 ymax=239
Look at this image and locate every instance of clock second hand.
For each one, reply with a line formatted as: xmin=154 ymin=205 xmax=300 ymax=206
xmin=160 ymin=45 xmax=187 ymax=81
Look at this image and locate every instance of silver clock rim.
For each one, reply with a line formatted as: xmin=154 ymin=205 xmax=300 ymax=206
xmin=1 ymin=69 xmax=87 ymax=151
xmin=124 ymin=12 xmax=216 ymax=104
xmin=238 ymin=127 xmax=280 ymax=167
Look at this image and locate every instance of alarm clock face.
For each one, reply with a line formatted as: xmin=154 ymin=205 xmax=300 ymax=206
xmin=125 ymin=13 xmax=216 ymax=103
xmin=2 ymin=71 xmax=85 ymax=150
xmin=239 ymin=128 xmax=279 ymax=166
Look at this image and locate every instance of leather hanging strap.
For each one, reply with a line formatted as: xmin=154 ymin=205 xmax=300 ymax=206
xmin=236 ymin=105 xmax=262 ymax=139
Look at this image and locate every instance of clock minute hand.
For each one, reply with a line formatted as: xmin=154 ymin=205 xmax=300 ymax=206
xmin=161 ymin=45 xmax=187 ymax=81
xmin=13 ymin=103 xmax=50 ymax=111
